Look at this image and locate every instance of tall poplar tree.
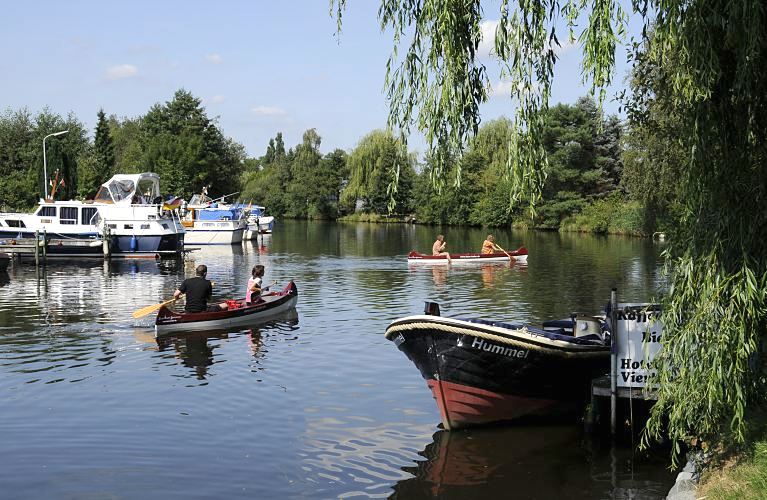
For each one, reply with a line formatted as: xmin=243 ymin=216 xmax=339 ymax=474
xmin=78 ymin=109 xmax=116 ymax=198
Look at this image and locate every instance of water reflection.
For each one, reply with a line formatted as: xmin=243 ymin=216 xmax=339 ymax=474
xmin=154 ymin=311 xmax=300 ymax=380
xmin=392 ymin=427 xmax=674 ymax=499
xmin=432 ymin=266 xmax=447 ymax=287
xmin=158 ymin=331 xmax=226 ymax=379
xmin=0 ymin=271 xmax=9 ymax=287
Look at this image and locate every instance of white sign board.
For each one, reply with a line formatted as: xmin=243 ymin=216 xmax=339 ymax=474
xmin=615 ymin=303 xmax=662 ymax=388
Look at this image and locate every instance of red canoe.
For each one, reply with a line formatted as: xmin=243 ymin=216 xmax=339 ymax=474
xmin=407 ymin=246 xmax=528 ymax=264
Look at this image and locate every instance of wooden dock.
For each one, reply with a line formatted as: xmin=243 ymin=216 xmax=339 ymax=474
xmin=0 ymin=230 xmax=179 ymax=265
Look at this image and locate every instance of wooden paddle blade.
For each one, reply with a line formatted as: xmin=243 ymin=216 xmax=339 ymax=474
xmin=132 ymin=297 xmax=176 ymax=319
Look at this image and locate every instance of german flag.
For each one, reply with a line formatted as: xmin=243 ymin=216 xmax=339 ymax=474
xmin=163 ymin=197 xmax=183 ymax=210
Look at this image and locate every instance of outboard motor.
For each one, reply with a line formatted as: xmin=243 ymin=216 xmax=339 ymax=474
xmin=424 ymin=301 xmax=441 ymax=316
xmin=575 ymin=316 xmax=603 ymax=339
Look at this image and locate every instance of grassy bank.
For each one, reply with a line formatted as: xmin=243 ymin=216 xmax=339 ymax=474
xmin=698 ymin=443 xmax=767 ymax=499
xmin=697 ymin=413 xmax=767 ymax=500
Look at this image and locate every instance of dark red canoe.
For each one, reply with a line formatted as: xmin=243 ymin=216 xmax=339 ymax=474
xmin=155 ymin=281 xmax=298 ymax=336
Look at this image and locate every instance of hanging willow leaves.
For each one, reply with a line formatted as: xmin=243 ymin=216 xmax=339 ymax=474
xmin=333 ymin=0 xmax=767 ymax=465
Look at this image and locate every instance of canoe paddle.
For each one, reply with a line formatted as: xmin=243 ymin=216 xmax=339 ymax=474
xmin=132 ymin=295 xmax=183 ymax=319
xmin=495 ymin=244 xmax=514 ymax=260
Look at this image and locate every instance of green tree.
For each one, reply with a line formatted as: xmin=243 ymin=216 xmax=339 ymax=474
xmin=109 ymin=115 xmax=143 ymax=173
xmin=78 ymin=109 xmax=117 ymax=198
xmin=139 ymin=89 xmax=245 ymax=197
xmin=621 ymin=41 xmax=686 ymax=232
xmin=94 ymin=109 xmax=115 ymax=180
xmin=0 ymin=108 xmax=37 ymax=209
xmin=342 ymin=130 xmax=414 ymax=214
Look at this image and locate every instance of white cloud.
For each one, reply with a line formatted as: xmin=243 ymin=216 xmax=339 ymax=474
xmin=250 ymin=106 xmax=286 ymax=116
xmin=478 ymin=20 xmax=578 ymax=59
xmin=104 ymin=64 xmax=138 ymax=81
xmin=206 ymin=53 xmax=223 ymax=64
xmin=489 ymin=79 xmax=515 ymax=98
xmin=553 ymin=39 xmax=577 ymax=56
xmin=478 ymin=20 xmax=498 ymax=57
xmin=489 ymin=79 xmax=539 ymax=98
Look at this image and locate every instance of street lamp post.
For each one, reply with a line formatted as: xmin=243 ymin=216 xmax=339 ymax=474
xmin=43 ymin=130 xmax=69 ymax=199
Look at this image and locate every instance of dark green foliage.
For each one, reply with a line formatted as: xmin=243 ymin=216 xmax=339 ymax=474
xmin=535 ymin=97 xmax=623 ymax=228
xmin=412 ymin=105 xmax=624 ymax=229
xmin=93 ymin=110 xmax=115 ymax=184
xmin=242 ymin=131 xmax=348 ymax=219
xmin=0 ymin=108 xmax=89 ymax=209
xmin=341 ymin=130 xmax=415 ymax=215
xmin=138 ymin=89 xmax=245 ymax=198
xmin=78 ymin=109 xmax=116 ymax=199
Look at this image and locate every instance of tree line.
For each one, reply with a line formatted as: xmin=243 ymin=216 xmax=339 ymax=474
xmin=2 ymin=89 xmax=663 ymax=237
xmin=0 ymin=89 xmax=245 ymax=210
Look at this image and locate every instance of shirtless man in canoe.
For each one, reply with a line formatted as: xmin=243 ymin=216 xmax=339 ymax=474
xmin=432 ymin=234 xmax=451 ymax=263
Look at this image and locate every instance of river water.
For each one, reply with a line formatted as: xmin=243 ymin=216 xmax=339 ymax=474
xmin=0 ymin=221 xmax=674 ymax=499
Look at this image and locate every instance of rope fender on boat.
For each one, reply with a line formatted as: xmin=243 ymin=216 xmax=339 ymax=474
xmin=384 ymin=320 xmax=608 ymax=358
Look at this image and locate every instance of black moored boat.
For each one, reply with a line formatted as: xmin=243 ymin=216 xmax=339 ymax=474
xmin=384 ymin=303 xmax=610 ymax=430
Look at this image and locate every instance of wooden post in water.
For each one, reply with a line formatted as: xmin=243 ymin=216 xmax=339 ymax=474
xmin=41 ymin=229 xmax=47 ymax=262
xmin=102 ymin=222 xmax=111 ymax=259
xmin=610 ymin=288 xmax=618 ymax=435
xmin=34 ymin=230 xmax=40 ymax=266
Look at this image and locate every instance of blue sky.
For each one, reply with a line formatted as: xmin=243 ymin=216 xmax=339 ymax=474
xmin=1 ymin=1 xmax=637 ymax=158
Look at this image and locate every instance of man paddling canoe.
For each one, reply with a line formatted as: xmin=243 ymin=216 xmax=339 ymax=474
xmin=174 ymin=264 xmax=228 ymax=313
xmin=432 ymin=234 xmax=451 ymax=263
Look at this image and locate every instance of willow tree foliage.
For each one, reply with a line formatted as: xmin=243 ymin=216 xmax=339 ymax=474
xmin=333 ymin=0 xmax=767 ymax=463
xmin=342 ymin=130 xmax=415 ymax=214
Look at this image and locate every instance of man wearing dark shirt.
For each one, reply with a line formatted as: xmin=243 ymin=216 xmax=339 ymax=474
xmin=174 ymin=264 xmax=227 ymax=313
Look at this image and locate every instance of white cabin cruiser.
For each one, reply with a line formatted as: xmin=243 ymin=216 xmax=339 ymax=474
xmin=181 ymin=193 xmax=246 ymax=245
xmin=0 ymin=173 xmax=185 ymax=257
xmin=244 ymin=205 xmax=275 ymax=240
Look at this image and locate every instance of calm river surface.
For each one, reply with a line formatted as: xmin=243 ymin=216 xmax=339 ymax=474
xmin=0 ymin=221 xmax=674 ymax=499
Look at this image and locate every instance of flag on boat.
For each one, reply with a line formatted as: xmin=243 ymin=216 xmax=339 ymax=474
xmin=163 ymin=197 xmax=184 ymax=210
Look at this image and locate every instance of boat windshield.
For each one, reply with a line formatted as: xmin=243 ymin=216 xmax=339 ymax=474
xmin=136 ymin=178 xmax=160 ymax=203
xmin=94 ymin=186 xmax=113 ymax=203
xmin=110 ymin=180 xmax=135 ymax=202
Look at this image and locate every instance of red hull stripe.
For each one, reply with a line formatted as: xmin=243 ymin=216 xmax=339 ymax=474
xmin=426 ymin=379 xmax=561 ymax=430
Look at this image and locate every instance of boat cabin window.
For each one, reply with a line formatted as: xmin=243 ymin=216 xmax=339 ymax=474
xmin=124 ymin=224 xmax=133 ymax=229
xmin=37 ymin=206 xmax=56 ymax=217
xmin=141 ymin=224 xmax=150 ymax=229
xmin=107 ymin=224 xmax=117 ymax=229
xmin=60 ymin=207 xmax=78 ymax=225
xmin=81 ymin=207 xmax=99 ymax=225
xmin=5 ymin=219 xmax=25 ymax=228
